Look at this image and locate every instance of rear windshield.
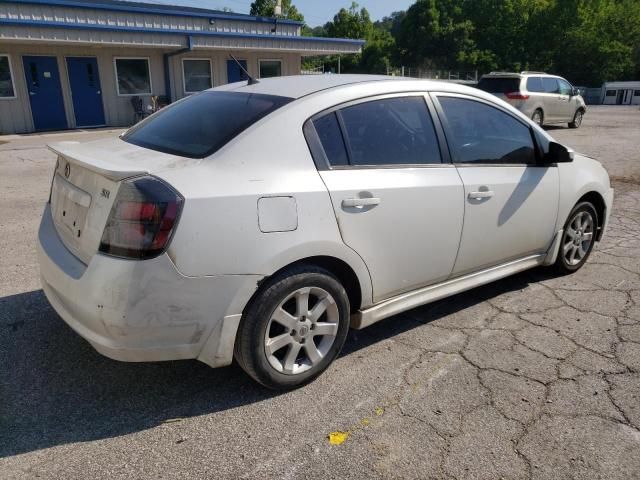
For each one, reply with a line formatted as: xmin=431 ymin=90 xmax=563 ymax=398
xmin=476 ymin=77 xmax=521 ymax=94
xmin=122 ymin=91 xmax=293 ymax=158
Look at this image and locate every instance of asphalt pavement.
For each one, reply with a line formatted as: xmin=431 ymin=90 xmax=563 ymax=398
xmin=1 ymin=106 xmax=639 ymax=479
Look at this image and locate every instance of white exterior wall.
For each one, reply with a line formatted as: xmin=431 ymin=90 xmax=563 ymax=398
xmin=0 ymin=2 xmax=362 ymax=134
xmin=0 ymin=45 xmax=307 ymax=134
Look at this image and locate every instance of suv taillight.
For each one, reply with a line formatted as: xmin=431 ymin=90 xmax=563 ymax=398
xmin=505 ymin=92 xmax=530 ymax=100
xmin=99 ymin=176 xmax=183 ymax=260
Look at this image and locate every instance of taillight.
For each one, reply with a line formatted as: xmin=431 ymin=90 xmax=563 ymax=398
xmin=505 ymin=92 xmax=530 ymax=100
xmin=99 ymin=176 xmax=183 ymax=260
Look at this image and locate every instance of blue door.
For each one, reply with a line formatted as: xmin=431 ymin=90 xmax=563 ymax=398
xmin=22 ymin=56 xmax=67 ymax=131
xmin=227 ymin=59 xmax=248 ymax=83
xmin=66 ymin=57 xmax=106 ymax=127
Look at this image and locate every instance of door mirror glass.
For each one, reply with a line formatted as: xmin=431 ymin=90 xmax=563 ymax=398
xmin=544 ymin=141 xmax=574 ymax=163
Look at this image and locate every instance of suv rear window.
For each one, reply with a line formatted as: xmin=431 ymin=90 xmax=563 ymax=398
xmin=476 ymin=77 xmax=521 ymax=94
xmin=122 ymin=91 xmax=293 ymax=158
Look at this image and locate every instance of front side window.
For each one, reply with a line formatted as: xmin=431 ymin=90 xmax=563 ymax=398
xmin=438 ymin=97 xmax=536 ymax=165
xmin=542 ymin=77 xmax=559 ymax=94
xmin=259 ymin=60 xmax=282 ymax=79
xmin=526 ymin=77 xmax=544 ymax=93
xmin=115 ymin=58 xmax=151 ymax=95
xmin=183 ymin=59 xmax=212 ymax=93
xmin=335 ymin=97 xmax=441 ymax=166
xmin=0 ymin=55 xmax=15 ymax=98
xmin=122 ymin=91 xmax=293 ymax=158
xmin=558 ymin=79 xmax=572 ymax=95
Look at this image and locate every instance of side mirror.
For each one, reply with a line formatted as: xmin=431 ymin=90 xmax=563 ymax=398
xmin=571 ymin=87 xmax=579 ymax=97
xmin=544 ymin=141 xmax=574 ymax=163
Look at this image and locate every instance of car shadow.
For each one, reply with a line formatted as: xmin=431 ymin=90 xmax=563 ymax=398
xmin=0 ymin=267 xmax=554 ymax=457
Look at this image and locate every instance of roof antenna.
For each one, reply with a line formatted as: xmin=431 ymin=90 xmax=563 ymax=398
xmin=229 ymin=54 xmax=259 ymax=85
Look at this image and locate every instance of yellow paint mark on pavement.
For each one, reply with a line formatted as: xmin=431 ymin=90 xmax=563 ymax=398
xmin=328 ymin=431 xmax=350 ymax=445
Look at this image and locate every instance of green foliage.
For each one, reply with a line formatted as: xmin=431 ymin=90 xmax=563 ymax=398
xmin=307 ymin=0 xmax=640 ymax=85
xmin=249 ymin=0 xmax=304 ymax=22
xmin=392 ymin=0 xmax=640 ymax=85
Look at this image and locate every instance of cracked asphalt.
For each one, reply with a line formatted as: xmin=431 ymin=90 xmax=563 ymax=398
xmin=1 ymin=106 xmax=639 ymax=479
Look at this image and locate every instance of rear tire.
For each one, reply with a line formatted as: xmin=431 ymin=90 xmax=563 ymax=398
xmin=553 ymin=202 xmax=597 ymax=274
xmin=569 ymin=109 xmax=584 ymax=129
xmin=532 ymin=109 xmax=544 ymax=126
xmin=234 ymin=265 xmax=350 ymax=390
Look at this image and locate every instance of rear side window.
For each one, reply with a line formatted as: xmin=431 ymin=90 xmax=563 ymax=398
xmin=122 ymin=91 xmax=293 ymax=158
xmin=477 ymin=77 xmax=521 ymax=94
xmin=337 ymin=97 xmax=441 ymax=166
xmin=542 ymin=78 xmax=559 ymax=94
xmin=312 ymin=113 xmax=349 ymax=166
xmin=438 ymin=97 xmax=536 ymax=165
xmin=526 ymin=77 xmax=544 ymax=93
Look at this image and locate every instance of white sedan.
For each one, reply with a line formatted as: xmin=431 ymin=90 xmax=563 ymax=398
xmin=38 ymin=75 xmax=613 ymax=389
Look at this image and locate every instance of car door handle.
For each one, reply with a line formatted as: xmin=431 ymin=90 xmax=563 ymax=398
xmin=468 ymin=190 xmax=494 ymax=200
xmin=342 ymin=197 xmax=381 ymax=208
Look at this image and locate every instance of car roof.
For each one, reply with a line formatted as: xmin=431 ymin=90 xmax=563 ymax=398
xmin=212 ymin=74 xmax=414 ymax=99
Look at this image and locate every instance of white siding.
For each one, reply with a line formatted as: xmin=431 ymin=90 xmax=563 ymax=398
xmin=0 ymin=2 xmax=302 ymax=37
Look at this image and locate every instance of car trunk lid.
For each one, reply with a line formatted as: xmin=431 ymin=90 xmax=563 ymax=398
xmin=48 ymin=137 xmax=188 ymax=264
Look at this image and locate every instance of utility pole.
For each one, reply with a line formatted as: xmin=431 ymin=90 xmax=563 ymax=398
xmin=338 ymin=55 xmax=341 ymax=74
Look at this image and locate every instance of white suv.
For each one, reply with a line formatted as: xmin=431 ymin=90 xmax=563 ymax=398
xmin=38 ymin=75 xmax=613 ymax=389
xmin=477 ymin=71 xmax=587 ymax=128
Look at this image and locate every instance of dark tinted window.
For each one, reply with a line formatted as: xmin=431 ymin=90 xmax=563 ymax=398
xmin=634 ymin=90 xmax=640 ymax=97
xmin=542 ymin=77 xmax=559 ymax=93
xmin=123 ymin=91 xmax=292 ymax=158
xmin=313 ymin=112 xmax=349 ymax=166
xmin=605 ymin=90 xmax=616 ymax=97
xmin=526 ymin=77 xmax=544 ymax=93
xmin=477 ymin=77 xmax=521 ymax=94
xmin=558 ymin=79 xmax=572 ymax=95
xmin=338 ymin=97 xmax=441 ymax=166
xmin=439 ymin=97 xmax=536 ymax=165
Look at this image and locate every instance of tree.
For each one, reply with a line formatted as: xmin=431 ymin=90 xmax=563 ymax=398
xmin=249 ymin=0 xmax=304 ymax=22
xmin=395 ymin=0 xmax=478 ymax=69
xmin=326 ymin=2 xmax=373 ymax=40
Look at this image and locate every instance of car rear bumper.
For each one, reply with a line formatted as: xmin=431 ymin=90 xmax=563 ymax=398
xmin=37 ymin=204 xmax=261 ymax=366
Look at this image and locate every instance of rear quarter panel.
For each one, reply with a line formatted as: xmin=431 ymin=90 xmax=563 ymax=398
xmin=153 ymin=93 xmax=378 ymax=308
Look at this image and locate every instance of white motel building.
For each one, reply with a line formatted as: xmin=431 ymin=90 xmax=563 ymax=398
xmin=0 ymin=0 xmax=364 ymax=134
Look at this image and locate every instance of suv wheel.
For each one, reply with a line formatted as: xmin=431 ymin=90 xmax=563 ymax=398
xmin=234 ymin=265 xmax=350 ymax=390
xmin=532 ymin=109 xmax=543 ymax=126
xmin=554 ymin=202 xmax=597 ymax=274
xmin=569 ymin=109 xmax=584 ymax=129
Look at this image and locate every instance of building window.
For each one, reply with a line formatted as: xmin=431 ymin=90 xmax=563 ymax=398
xmin=182 ymin=59 xmax=212 ymax=93
xmin=114 ymin=58 xmax=151 ymax=96
xmin=259 ymin=60 xmax=282 ymax=78
xmin=605 ymin=90 xmax=616 ymax=97
xmin=0 ymin=55 xmax=16 ymax=98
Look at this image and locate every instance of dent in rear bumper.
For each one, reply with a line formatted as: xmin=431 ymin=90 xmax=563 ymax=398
xmin=37 ymin=204 xmax=262 ymax=365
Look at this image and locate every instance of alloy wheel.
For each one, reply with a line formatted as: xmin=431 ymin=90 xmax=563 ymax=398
xmin=264 ymin=286 xmax=339 ymax=375
xmin=574 ymin=111 xmax=583 ymax=127
xmin=532 ymin=110 xmax=542 ymax=125
xmin=562 ymin=210 xmax=594 ymax=266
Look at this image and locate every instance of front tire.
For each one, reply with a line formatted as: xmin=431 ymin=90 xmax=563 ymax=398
xmin=554 ymin=202 xmax=597 ymax=274
xmin=569 ymin=109 xmax=584 ymax=129
xmin=234 ymin=265 xmax=350 ymax=390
